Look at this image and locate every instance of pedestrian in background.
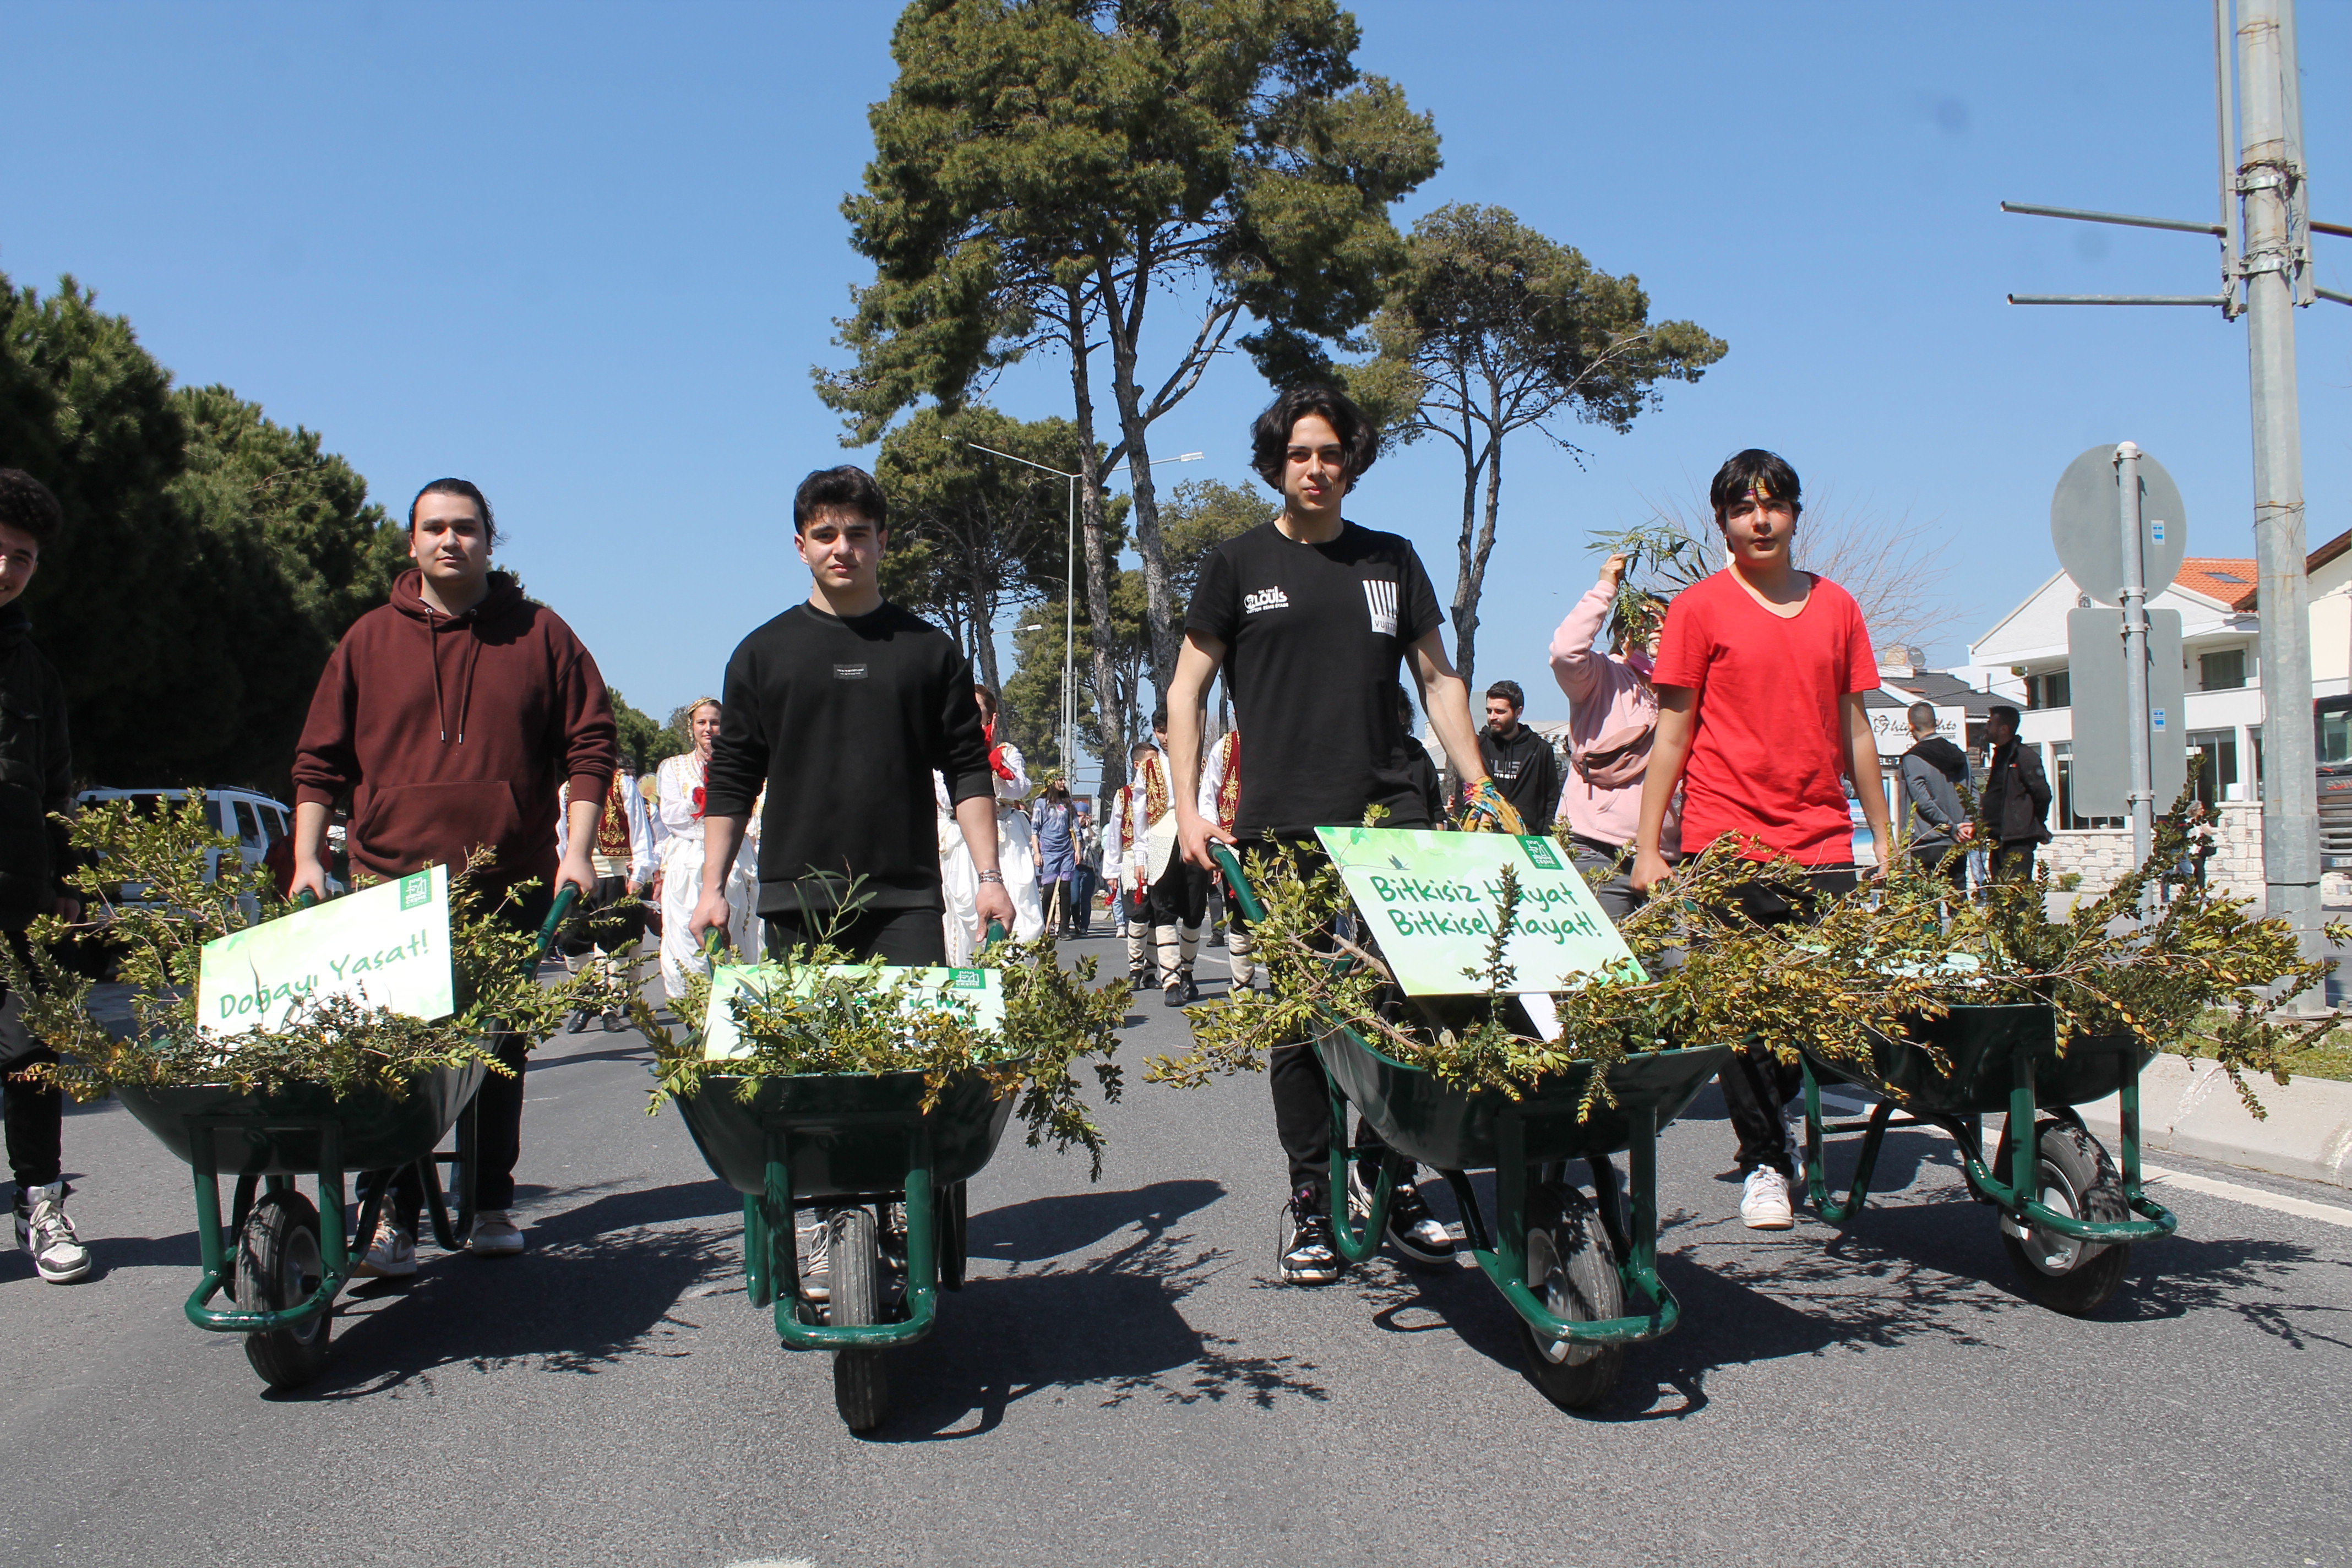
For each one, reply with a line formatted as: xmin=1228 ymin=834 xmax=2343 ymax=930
xmin=1032 ymin=778 xmax=1080 ymax=937
xmin=1897 ymin=701 xmax=1972 ymax=894
xmin=0 ymin=470 xmax=90 ymax=1285
xmin=1980 ymin=704 xmax=2051 ymax=883
xmin=1460 ymin=678 xmax=1558 ymax=832
xmin=1069 ymin=800 xmax=1099 ymax=937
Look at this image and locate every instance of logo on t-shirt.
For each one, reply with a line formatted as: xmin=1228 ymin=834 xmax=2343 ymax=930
xmin=1243 ymin=587 xmax=1289 ymax=615
xmin=833 ymin=663 xmax=869 ymax=680
xmin=1363 ymin=579 xmax=1398 ymax=635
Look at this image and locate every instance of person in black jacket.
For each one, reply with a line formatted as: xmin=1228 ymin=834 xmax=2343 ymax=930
xmin=0 ymin=470 xmax=88 ymax=1284
xmin=1980 ymin=704 xmax=2052 ymax=882
xmin=1461 ymin=679 xmax=1559 ymax=832
xmin=1397 ymin=684 xmax=1446 ymax=825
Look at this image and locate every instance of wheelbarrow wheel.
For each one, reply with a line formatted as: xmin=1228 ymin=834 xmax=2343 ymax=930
xmin=236 ymin=1190 xmax=330 ymax=1390
xmin=829 ymin=1205 xmax=889 ymax=1431
xmin=1520 ymin=1183 xmax=1624 ymax=1409
xmin=1999 ymin=1118 xmax=2130 ymax=1316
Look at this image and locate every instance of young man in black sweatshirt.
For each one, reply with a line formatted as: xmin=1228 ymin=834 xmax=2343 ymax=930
xmin=1467 ymin=678 xmax=1559 ymax=832
xmin=692 ymin=466 xmax=1013 ymax=963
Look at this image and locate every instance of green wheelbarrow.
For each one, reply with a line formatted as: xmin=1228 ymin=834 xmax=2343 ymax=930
xmin=113 ymin=886 xmax=578 ymax=1390
xmin=1799 ymin=1004 xmax=2178 ymax=1315
xmin=666 ymin=922 xmax=1016 ymax=1433
xmin=1215 ymin=845 xmax=1728 ymax=1409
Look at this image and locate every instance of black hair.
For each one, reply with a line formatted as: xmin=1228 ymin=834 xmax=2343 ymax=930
xmin=1988 ymin=704 xmax=2022 ymax=727
xmin=1485 ymin=679 xmax=1525 ymax=710
xmin=1249 ymin=385 xmax=1379 ymax=493
xmin=1150 ymin=706 xmax=1168 ymax=731
xmin=1396 ymin=681 xmax=1418 ymax=727
xmin=410 ymin=477 xmax=498 ymax=547
xmin=0 ymin=469 xmax=64 ymax=546
xmin=1907 ymin=701 xmax=1937 ymax=729
xmin=1130 ymin=740 xmax=1157 ymax=762
xmin=793 ymin=465 xmax=888 ymax=535
xmin=1708 ymin=449 xmax=1803 ymax=527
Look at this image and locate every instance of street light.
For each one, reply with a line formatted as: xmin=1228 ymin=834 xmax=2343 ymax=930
xmin=965 ymin=442 xmax=1204 ymax=793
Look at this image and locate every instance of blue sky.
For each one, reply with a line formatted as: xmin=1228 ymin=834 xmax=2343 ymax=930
xmin=4 ymin=1 xmax=2346 ymax=783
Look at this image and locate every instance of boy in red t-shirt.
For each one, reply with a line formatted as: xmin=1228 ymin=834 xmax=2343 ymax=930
xmin=1629 ymin=449 xmax=1890 ymax=1229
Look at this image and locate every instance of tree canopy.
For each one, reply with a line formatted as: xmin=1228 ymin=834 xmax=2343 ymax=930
xmin=1358 ymin=204 xmax=1725 ymax=689
xmin=0 ymin=275 xmax=405 ymax=790
xmin=821 ymin=0 xmax=1439 ymax=776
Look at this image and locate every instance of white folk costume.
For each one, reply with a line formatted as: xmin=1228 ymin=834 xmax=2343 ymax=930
xmin=937 ymin=728 xmax=1046 ymax=965
xmin=1115 ymin=743 xmax=1199 ymax=989
xmin=655 ymin=749 xmax=760 ymax=999
xmin=1199 ymin=729 xmax=1259 ymax=988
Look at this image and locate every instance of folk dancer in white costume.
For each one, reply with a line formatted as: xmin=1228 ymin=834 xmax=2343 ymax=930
xmin=1109 ymin=741 xmax=1161 ymax=988
xmin=1115 ymin=710 xmax=1207 ymax=1005
xmin=1198 ymin=726 xmax=1261 ymax=990
xmin=939 ymin=685 xmax=1046 ymax=964
xmin=654 ymin=698 xmax=760 ymax=998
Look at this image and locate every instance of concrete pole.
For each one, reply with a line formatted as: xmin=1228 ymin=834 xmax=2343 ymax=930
xmin=2117 ymin=443 xmax=2155 ymax=870
xmin=2237 ymin=0 xmax=2323 ymax=972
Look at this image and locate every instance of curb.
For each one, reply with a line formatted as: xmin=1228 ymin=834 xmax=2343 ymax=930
xmin=2071 ymin=1055 xmax=2352 ymax=1190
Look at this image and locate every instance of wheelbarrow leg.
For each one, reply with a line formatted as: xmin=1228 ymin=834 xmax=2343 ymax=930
xmin=1322 ymin=1068 xmax=1400 ymax=1266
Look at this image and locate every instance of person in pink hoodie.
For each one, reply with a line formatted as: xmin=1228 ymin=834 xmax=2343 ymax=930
xmin=1548 ymin=552 xmax=1676 ymax=923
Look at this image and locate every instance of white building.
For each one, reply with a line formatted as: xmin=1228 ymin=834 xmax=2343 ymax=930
xmin=1951 ymin=535 xmax=2352 ymax=902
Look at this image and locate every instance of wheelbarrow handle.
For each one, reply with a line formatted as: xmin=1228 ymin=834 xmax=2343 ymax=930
xmin=985 ymin=919 xmax=1006 ymax=944
xmin=532 ymin=883 xmax=581 ymax=967
xmin=1210 ymin=842 xmax=1267 ymax=925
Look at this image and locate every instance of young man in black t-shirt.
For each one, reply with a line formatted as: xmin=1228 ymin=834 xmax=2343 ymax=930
xmin=692 ymin=467 xmax=1014 ymax=963
xmin=1168 ymin=385 xmax=1523 ymax=1284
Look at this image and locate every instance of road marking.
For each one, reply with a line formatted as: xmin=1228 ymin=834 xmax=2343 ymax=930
xmin=2141 ymin=1163 xmax=2352 ymax=1230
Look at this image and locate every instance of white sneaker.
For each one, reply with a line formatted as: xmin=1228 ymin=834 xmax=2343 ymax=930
xmin=13 ymin=1183 xmax=91 ymax=1284
xmin=1740 ymin=1167 xmax=1795 ymax=1230
xmin=355 ymin=1215 xmax=418 ymax=1277
xmin=466 ymin=1210 xmax=524 ymax=1255
xmin=1785 ymin=1109 xmax=1809 ymax=1190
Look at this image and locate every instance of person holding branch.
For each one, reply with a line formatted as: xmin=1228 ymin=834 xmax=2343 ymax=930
xmin=690 ymin=466 xmax=1012 ymax=970
xmin=1627 ymin=449 xmax=1888 ymax=1231
xmin=1168 ymin=385 xmax=1522 ymax=1285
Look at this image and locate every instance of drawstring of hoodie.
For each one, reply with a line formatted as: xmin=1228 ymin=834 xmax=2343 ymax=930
xmin=421 ymin=605 xmax=486 ymax=744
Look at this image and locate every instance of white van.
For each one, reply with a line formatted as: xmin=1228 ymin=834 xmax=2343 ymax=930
xmin=74 ymin=787 xmax=311 ymax=906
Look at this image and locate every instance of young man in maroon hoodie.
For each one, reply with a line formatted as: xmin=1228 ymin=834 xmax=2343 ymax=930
xmin=291 ymin=478 xmax=616 ymax=1272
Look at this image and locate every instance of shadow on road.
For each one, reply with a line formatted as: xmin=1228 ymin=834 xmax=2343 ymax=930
xmin=270 ymin=1178 xmax=741 ymax=1401
xmin=869 ymin=1179 xmax=1330 ymax=1442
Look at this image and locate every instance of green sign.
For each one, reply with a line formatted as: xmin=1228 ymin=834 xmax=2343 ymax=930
xmin=1311 ymin=826 xmax=1638 ymax=997
xmin=702 ymin=962 xmax=1007 ymax=1061
xmin=197 ymin=865 xmax=455 ymax=1038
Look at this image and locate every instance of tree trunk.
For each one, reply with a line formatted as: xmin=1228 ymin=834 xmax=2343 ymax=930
xmin=1097 ymin=258 xmax=1180 ymax=703
xmin=1064 ymin=285 xmax=1129 ymax=794
xmin=1449 ymin=436 xmax=1487 ymax=696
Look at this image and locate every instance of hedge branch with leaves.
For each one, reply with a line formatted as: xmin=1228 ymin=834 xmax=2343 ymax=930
xmin=6 ymin=796 xmax=627 ymax=1103
xmin=634 ymin=903 xmax=1128 ymax=1179
xmin=1150 ymin=791 xmax=2334 ymax=1120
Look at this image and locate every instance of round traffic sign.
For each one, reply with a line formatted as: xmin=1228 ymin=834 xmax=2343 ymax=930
xmin=2050 ymin=445 xmax=2188 ymax=605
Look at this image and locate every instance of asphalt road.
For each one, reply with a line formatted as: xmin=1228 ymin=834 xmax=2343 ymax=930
xmin=4 ymin=930 xmax=2349 ymax=1568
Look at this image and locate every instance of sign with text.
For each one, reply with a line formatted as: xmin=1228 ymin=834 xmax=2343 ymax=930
xmin=197 ymin=865 xmax=454 ymax=1038
xmin=702 ymin=963 xmax=1006 ymax=1060
xmin=1311 ymin=827 xmax=1638 ymax=997
xmin=1868 ymin=702 xmax=1967 ymax=758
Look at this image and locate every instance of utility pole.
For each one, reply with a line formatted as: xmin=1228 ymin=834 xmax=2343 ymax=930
xmin=2237 ymin=0 xmax=2320 ymax=962
xmin=2002 ymin=0 xmax=2345 ymax=981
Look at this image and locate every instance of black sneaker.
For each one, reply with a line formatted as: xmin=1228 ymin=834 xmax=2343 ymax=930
xmin=1280 ymin=1188 xmax=1340 ymax=1284
xmin=1350 ymin=1162 xmax=1456 ymax=1264
xmin=1163 ymin=974 xmax=1199 ymax=1008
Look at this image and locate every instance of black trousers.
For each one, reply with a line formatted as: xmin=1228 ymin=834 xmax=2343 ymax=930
xmin=367 ymin=886 xmax=552 ymax=1231
xmin=3 ymin=1048 xmax=60 ymax=1191
xmin=1146 ymin=860 xmax=1209 ymax=927
xmin=1711 ymin=865 xmax=1860 ymax=1179
xmin=1911 ymin=844 xmax=1968 ymax=891
xmin=1992 ymin=842 xmax=2038 ymax=883
xmin=765 ymin=904 xmax=946 ymax=967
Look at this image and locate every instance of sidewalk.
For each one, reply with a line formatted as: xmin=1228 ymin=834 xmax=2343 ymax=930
xmin=2072 ymin=1054 xmax=2352 ymax=1190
